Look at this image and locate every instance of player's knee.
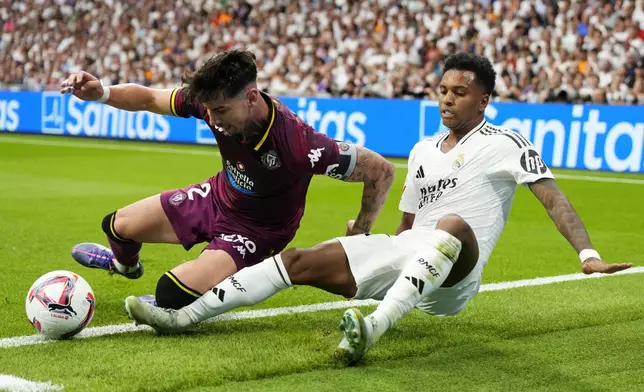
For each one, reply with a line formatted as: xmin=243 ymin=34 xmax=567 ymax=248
xmin=435 ymin=214 xmax=473 ymax=243
xmin=280 ymin=248 xmax=307 ymax=283
xmin=116 ymin=209 xmax=137 ymax=239
xmin=102 ymin=211 xmax=130 ymax=243
xmin=102 ymin=209 xmax=141 ymax=242
xmin=435 ymin=214 xmax=479 ymax=272
xmin=155 ymin=272 xmax=202 ymax=310
xmin=281 ymin=247 xmax=327 ymax=285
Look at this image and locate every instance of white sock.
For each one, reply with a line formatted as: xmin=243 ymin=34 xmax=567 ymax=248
xmin=113 ymin=259 xmax=139 ymax=274
xmin=183 ymin=254 xmax=292 ymax=323
xmin=368 ymin=230 xmax=462 ymax=341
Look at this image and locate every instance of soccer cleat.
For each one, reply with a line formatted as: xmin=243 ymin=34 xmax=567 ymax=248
xmin=71 ymin=243 xmax=143 ymax=279
xmin=137 ymin=294 xmax=157 ymax=306
xmin=124 ymin=296 xmax=191 ymax=335
xmin=333 ymin=335 xmax=353 ymax=364
xmin=335 ymin=308 xmax=375 ymax=366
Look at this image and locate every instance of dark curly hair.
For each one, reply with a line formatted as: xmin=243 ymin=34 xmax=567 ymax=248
xmin=443 ymin=52 xmax=496 ymax=95
xmin=182 ymin=49 xmax=258 ymax=103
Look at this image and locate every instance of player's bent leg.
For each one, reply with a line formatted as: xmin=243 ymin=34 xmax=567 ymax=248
xmin=338 ymin=219 xmax=471 ymax=365
xmin=72 ymin=194 xmax=179 ymax=279
xmin=179 ymin=252 xmax=293 ymax=325
xmin=177 ymin=241 xmax=358 ymax=327
xmin=280 ymin=241 xmax=358 ymax=298
xmin=112 ymin=194 xmax=180 ymax=244
xmin=168 ymin=249 xmax=237 ymax=296
xmin=435 ymin=213 xmax=479 ymax=287
xmin=126 ymin=222 xmax=298 ymax=333
xmin=154 ymin=271 xmax=203 ymax=310
xmin=126 ymin=252 xmax=293 ymax=333
xmin=70 ymin=205 xmax=149 ymax=279
xmin=127 ymin=240 xmax=352 ymax=333
xmin=124 ymin=250 xmax=236 ymax=333
xmin=413 ymin=214 xmax=482 ymax=318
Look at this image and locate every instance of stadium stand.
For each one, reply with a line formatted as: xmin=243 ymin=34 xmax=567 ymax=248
xmin=1 ymin=0 xmax=643 ymax=104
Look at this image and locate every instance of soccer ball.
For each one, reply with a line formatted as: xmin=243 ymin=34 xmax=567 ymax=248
xmin=25 ymin=270 xmax=96 ymax=340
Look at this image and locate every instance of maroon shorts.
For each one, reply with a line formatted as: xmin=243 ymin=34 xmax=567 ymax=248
xmin=160 ymin=179 xmax=294 ymax=271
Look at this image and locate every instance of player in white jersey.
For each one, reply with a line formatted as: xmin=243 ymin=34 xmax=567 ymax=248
xmin=124 ymin=53 xmax=632 ymax=365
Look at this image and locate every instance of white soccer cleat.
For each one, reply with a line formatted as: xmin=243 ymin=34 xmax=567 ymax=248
xmin=124 ymin=296 xmax=191 ymax=335
xmin=334 ymin=308 xmax=376 ymax=366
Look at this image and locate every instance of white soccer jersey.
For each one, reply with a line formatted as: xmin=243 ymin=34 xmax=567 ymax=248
xmin=399 ymin=120 xmax=554 ymax=266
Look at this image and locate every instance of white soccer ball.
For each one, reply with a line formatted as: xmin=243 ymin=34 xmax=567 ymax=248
xmin=25 ymin=270 xmax=96 ymax=340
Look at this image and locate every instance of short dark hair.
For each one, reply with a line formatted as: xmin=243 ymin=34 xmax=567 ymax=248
xmin=443 ymin=52 xmax=496 ymax=95
xmin=182 ymin=49 xmax=257 ymax=103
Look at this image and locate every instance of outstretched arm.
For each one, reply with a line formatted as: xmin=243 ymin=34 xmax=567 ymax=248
xmin=342 ymin=145 xmax=396 ymax=235
xmin=528 ymin=178 xmax=631 ymax=274
xmin=61 ymin=70 xmax=177 ymax=115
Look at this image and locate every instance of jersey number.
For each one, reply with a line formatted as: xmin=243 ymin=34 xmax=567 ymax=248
xmin=187 ymin=183 xmax=212 ymax=200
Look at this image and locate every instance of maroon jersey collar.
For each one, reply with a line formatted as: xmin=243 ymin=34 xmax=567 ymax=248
xmin=253 ymin=92 xmax=276 ymax=151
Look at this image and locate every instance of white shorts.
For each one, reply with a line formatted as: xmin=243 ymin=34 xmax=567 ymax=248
xmin=337 ymin=229 xmax=484 ymax=316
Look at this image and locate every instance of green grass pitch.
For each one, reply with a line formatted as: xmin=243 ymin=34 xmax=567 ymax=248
xmin=0 ymin=134 xmax=642 ymax=391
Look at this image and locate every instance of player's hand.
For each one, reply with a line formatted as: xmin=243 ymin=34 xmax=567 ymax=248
xmin=581 ymin=258 xmax=632 ymax=275
xmin=60 ymin=71 xmax=104 ymax=101
xmin=346 ymin=220 xmax=368 ymax=236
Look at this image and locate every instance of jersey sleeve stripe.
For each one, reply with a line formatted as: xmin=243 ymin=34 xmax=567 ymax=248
xmin=513 ymin=132 xmax=531 ymax=147
xmin=501 ymin=133 xmax=524 ymax=148
xmin=169 ymin=88 xmax=179 ymax=117
xmin=481 ymin=126 xmax=528 ymax=148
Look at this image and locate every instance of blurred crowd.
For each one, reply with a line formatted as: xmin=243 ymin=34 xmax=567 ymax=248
xmin=1 ymin=0 xmax=643 ymax=104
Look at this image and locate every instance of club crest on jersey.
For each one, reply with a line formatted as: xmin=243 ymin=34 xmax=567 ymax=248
xmin=169 ymin=191 xmax=187 ymax=206
xmin=452 ymin=153 xmax=465 ymax=170
xmin=261 ymin=150 xmax=281 ymax=170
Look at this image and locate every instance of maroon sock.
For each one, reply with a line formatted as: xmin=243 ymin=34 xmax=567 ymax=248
xmin=107 ymin=236 xmax=142 ymax=266
xmin=102 ymin=211 xmax=143 ymax=267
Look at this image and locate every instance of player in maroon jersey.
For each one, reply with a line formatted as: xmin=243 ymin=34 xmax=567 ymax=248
xmin=60 ymin=49 xmax=395 ymax=309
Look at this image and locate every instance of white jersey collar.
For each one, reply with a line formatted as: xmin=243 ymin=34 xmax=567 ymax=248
xmin=439 ymin=119 xmax=487 ymax=151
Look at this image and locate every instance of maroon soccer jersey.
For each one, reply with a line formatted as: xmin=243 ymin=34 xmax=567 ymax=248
xmin=169 ymin=88 xmax=341 ymax=235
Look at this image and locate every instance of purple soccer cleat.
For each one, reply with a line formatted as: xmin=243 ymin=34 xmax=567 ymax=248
xmin=71 ymin=243 xmax=143 ymax=279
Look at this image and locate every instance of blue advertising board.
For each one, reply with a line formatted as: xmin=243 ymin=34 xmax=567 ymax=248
xmin=1 ymin=91 xmax=642 ymax=172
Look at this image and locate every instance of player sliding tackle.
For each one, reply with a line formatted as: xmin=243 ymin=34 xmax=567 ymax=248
xmin=60 ymin=49 xmax=395 ymax=310
xmin=125 ymin=53 xmax=632 ymax=365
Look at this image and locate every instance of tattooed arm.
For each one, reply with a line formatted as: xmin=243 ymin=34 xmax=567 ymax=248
xmin=287 ymin=129 xmax=393 ymax=235
xmin=528 ymin=178 xmax=592 ymax=253
xmin=342 ymin=145 xmax=396 ymax=235
xmin=529 ymin=178 xmax=631 ymax=274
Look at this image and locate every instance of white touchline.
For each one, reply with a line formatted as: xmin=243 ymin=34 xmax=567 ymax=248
xmin=1 ymin=267 xmax=642 ymax=349
xmin=0 ymin=136 xmax=218 ymax=156
xmin=0 ymin=374 xmax=63 ymax=391
xmin=1 ymin=136 xmax=643 ymax=185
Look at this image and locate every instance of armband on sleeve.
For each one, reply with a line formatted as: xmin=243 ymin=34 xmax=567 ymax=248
xmin=325 ymin=141 xmax=357 ymax=181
